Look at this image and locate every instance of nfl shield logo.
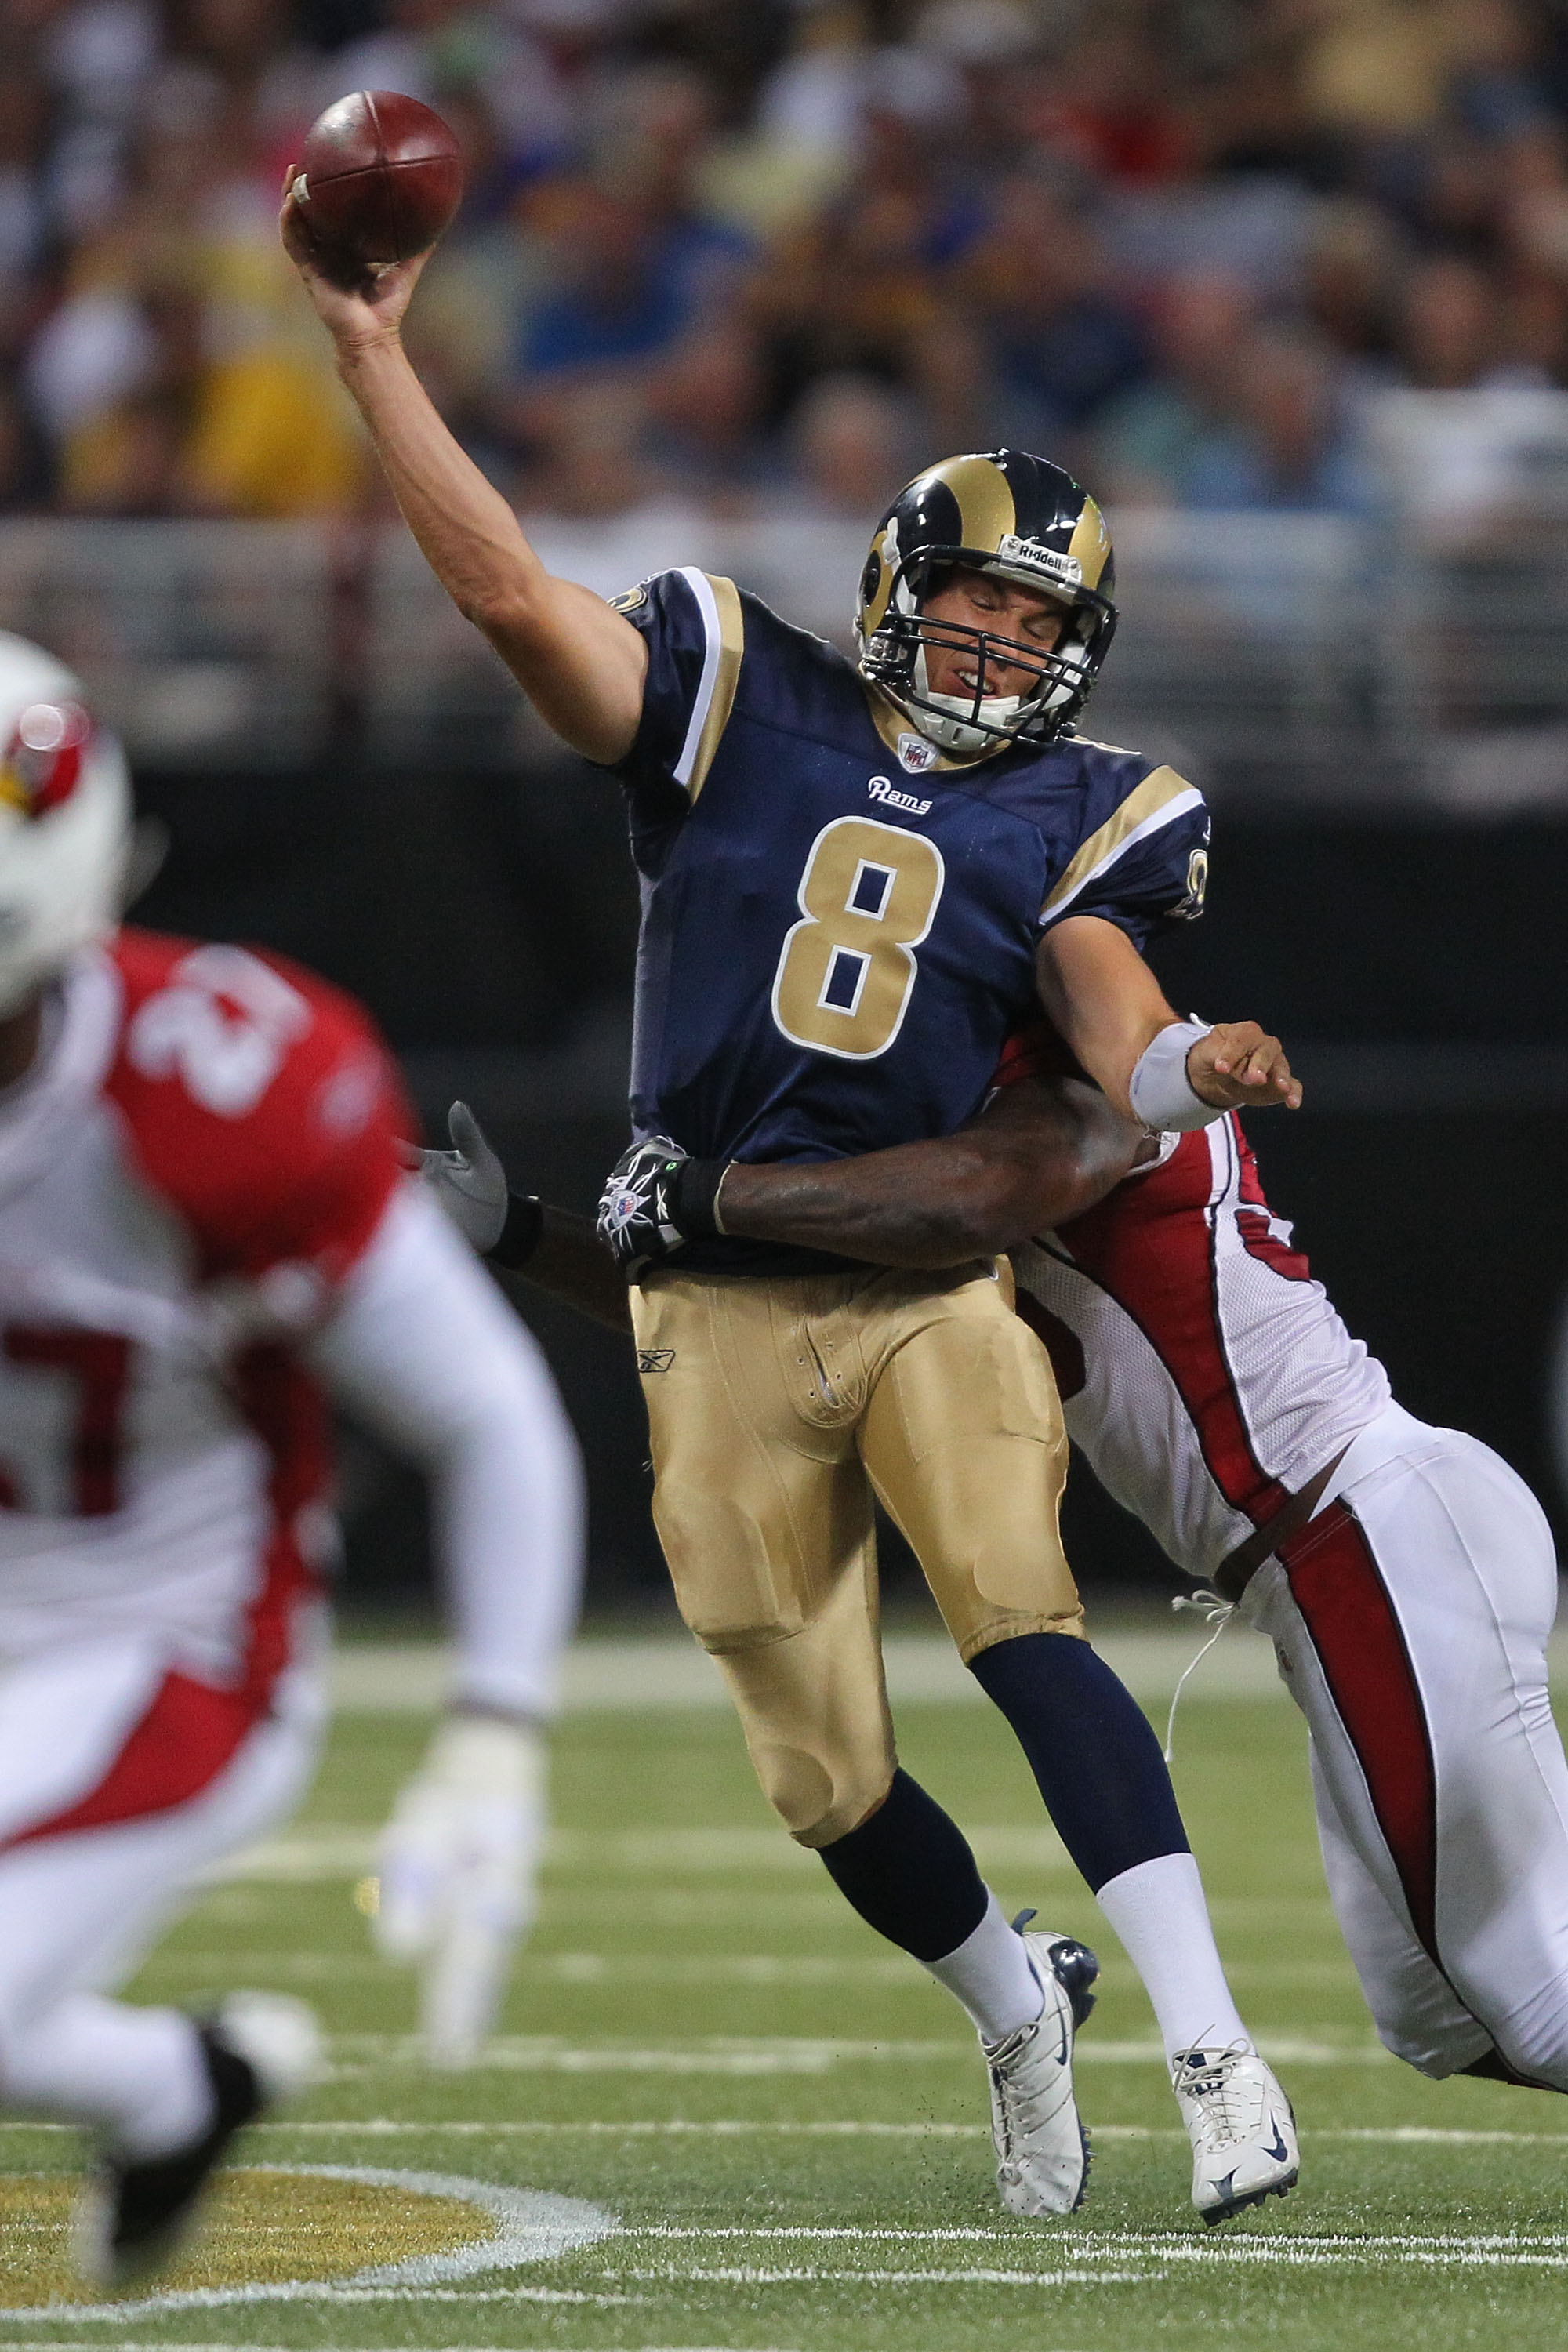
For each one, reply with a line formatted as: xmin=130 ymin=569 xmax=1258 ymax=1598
xmin=897 ymin=731 xmax=938 ymax=775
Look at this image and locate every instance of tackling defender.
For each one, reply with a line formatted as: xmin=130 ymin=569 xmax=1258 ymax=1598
xmin=284 ymin=198 xmax=1308 ymax=2221
xmin=430 ymin=1049 xmax=1568 ymax=2110
xmin=0 ymin=634 xmax=583 ymax=2283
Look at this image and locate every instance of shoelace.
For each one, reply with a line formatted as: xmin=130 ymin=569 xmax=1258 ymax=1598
xmin=1163 ymin=1588 xmax=1236 ymax=1762
xmin=1174 ymin=2044 xmax=1261 ymax=2147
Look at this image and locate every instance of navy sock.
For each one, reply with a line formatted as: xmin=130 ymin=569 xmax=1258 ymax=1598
xmin=817 ymin=1768 xmax=989 ymax=1962
xmin=969 ymin=1632 xmax=1190 ymax=1893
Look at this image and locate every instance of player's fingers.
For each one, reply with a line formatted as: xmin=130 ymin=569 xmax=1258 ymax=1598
xmin=1240 ymin=1039 xmax=1302 ymax=1109
xmin=1237 ymin=1035 xmax=1285 ymax=1086
xmin=1201 ymin=1020 xmax=1262 ymax=1077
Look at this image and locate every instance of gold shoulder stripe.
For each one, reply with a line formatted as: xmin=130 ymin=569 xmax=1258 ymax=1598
xmin=1042 ymin=765 xmax=1200 ymax=919
xmin=683 ymin=572 xmax=744 ymax=804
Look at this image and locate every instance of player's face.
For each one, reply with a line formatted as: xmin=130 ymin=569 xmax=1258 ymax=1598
xmin=920 ymin=569 xmax=1066 ymax=701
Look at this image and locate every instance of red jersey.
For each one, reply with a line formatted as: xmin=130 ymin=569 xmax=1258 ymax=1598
xmin=0 ymin=929 xmax=410 ymax=1680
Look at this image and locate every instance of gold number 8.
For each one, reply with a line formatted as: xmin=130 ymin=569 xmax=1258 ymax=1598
xmin=771 ymin=816 xmax=946 ymax=1061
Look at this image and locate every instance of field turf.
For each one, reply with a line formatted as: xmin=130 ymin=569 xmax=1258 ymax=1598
xmin=1 ymin=1629 xmax=1566 ymax=2351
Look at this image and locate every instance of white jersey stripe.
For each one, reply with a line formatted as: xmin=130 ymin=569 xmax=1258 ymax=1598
xmin=1038 ymin=786 xmax=1205 ymax=925
xmin=673 ymin=566 xmax=724 ymax=791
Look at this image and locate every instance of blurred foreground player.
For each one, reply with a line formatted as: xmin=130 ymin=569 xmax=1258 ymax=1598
xmin=286 ymin=184 xmax=1305 ymax=2223
xmin=439 ymin=1054 xmax=1568 ymax=2107
xmin=0 ymin=634 xmax=583 ymax=2284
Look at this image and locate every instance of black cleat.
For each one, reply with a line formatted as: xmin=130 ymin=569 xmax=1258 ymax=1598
xmin=74 ymin=1993 xmax=321 ymax=2289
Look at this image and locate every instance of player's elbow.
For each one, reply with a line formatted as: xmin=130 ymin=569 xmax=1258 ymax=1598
xmin=457 ymin=576 xmax=539 ymax=647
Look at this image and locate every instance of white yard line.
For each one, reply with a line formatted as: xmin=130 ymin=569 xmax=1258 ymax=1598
xmin=212 ymin=1821 xmax=1090 ymax=1882
xmin=4 ymin=2117 xmax=1557 ymax=2145
xmin=330 ymin=1631 xmax=1298 ymax=1713
xmin=608 ymin=2265 xmax=1146 ymax=2288
xmin=320 ymin=2032 xmax=1389 ymax=2072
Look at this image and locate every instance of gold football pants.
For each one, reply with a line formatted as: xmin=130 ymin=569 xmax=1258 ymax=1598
xmin=630 ymin=1261 xmax=1080 ymax=1847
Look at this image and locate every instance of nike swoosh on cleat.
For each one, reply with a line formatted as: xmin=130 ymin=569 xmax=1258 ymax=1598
xmin=1264 ymin=2126 xmax=1290 ymax=2163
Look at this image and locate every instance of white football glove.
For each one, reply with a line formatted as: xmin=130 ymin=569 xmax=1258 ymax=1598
xmin=417 ymin=1101 xmax=510 ymax=1254
xmin=371 ymin=1715 xmax=546 ymax=2069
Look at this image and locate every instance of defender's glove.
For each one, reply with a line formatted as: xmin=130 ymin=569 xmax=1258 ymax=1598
xmin=416 ymin=1101 xmax=543 ymax=1269
xmin=596 ymin=1137 xmax=728 ymax=1275
xmin=370 ymin=1715 xmax=546 ymax=2069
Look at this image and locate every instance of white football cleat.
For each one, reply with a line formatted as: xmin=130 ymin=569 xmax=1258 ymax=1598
xmin=1171 ymin=2042 xmax=1299 ymax=2223
xmin=984 ymin=1924 xmax=1099 ymax=2218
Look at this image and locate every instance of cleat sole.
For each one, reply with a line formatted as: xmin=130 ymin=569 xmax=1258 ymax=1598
xmin=1200 ymin=2167 xmax=1299 ymax=2225
xmin=1070 ymin=2122 xmax=1093 ymax=2213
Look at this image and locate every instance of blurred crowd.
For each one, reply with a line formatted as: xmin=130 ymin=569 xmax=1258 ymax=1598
xmin=6 ymin=0 xmax=1568 ymax=524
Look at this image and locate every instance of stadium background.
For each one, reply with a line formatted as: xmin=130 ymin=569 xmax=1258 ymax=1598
xmin=4 ymin=0 xmax=1568 ymax=1612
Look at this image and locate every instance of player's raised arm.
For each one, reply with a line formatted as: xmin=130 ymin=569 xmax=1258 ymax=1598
xmin=1036 ymin=914 xmax=1301 ymax=1126
xmin=280 ymin=187 xmax=646 ymax=764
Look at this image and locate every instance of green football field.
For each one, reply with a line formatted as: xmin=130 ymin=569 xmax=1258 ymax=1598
xmin=2 ymin=1625 xmax=1566 ymax=2352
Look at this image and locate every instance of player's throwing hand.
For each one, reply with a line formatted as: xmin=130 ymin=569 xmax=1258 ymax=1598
xmin=1188 ymin=1022 xmax=1301 ymax=1112
xmin=278 ymin=170 xmax=430 ymax=344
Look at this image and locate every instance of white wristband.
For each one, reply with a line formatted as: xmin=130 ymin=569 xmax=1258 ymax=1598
xmin=1128 ymin=1018 xmax=1218 ymax=1133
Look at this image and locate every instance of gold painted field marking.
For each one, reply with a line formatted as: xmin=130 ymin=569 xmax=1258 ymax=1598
xmin=0 ymin=2166 xmax=615 ymax=2325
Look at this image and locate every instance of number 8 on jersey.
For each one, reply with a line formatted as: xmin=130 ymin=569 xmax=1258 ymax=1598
xmin=771 ymin=817 xmax=946 ymax=1061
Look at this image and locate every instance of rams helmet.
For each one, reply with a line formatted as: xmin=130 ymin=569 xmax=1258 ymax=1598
xmin=0 ymin=633 xmax=131 ymax=1014
xmin=855 ymin=449 xmax=1117 ymax=757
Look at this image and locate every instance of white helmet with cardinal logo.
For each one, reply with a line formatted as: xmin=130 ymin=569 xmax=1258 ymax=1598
xmin=0 ymin=632 xmax=131 ymax=1014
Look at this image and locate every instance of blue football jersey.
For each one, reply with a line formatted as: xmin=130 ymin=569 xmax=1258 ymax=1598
xmin=608 ymin=566 xmax=1209 ymax=1270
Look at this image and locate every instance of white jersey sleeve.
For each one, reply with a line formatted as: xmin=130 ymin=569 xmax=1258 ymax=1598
xmin=305 ymin=1185 xmax=585 ymax=1720
xmin=1012 ymin=1112 xmax=1390 ymax=1583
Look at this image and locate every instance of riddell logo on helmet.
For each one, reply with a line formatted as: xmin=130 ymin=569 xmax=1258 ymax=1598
xmin=996 ymin=535 xmax=1082 ymax=586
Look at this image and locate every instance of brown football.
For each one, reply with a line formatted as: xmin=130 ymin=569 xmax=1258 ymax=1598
xmin=294 ymin=90 xmax=463 ymax=270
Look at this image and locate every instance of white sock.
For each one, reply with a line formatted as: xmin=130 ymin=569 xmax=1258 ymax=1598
xmin=1095 ymin=1851 xmax=1252 ymax=2063
xmin=921 ymin=1889 xmax=1046 ymax=2044
xmin=2 ymin=1994 xmax=215 ymax=2157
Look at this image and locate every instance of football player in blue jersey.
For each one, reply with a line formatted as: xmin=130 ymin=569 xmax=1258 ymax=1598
xmin=287 ymin=198 xmax=1302 ymax=2224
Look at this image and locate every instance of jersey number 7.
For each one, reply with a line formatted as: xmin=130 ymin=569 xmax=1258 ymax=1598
xmin=771 ymin=817 xmax=946 ymax=1062
xmin=0 ymin=1329 xmax=131 ymax=1517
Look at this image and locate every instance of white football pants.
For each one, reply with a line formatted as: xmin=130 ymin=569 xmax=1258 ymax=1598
xmin=1244 ymin=1401 xmax=1568 ymax=2089
xmin=0 ymin=1628 xmax=324 ymax=2152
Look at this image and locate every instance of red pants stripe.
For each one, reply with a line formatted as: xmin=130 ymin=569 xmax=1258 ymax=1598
xmin=1279 ymin=1499 xmax=1439 ymax=1963
xmin=4 ymin=1668 xmax=270 ymax=1850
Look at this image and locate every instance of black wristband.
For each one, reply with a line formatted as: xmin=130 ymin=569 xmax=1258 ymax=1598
xmin=667 ymin=1157 xmax=728 ymax=1239
xmin=486 ymin=1190 xmax=544 ymax=1269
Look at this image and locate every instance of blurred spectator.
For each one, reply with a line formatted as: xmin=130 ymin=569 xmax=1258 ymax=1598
xmin=1091 ymin=274 xmax=1256 ymax=506
xmin=953 ymin=168 xmax=1147 ymax=454
xmin=0 ymin=381 xmax=51 ymax=512
xmin=10 ymin=0 xmax=1568 ymax=524
xmin=1302 ymin=198 xmax=1408 ymax=374
xmin=324 ymin=0 xmax=573 ymax=183
xmin=1397 ymin=252 xmax=1550 ymax=386
xmin=51 ymin=277 xmax=364 ymax=517
xmin=1178 ymin=327 xmax=1377 ymax=514
xmin=783 ymin=370 xmax=916 ymax=517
